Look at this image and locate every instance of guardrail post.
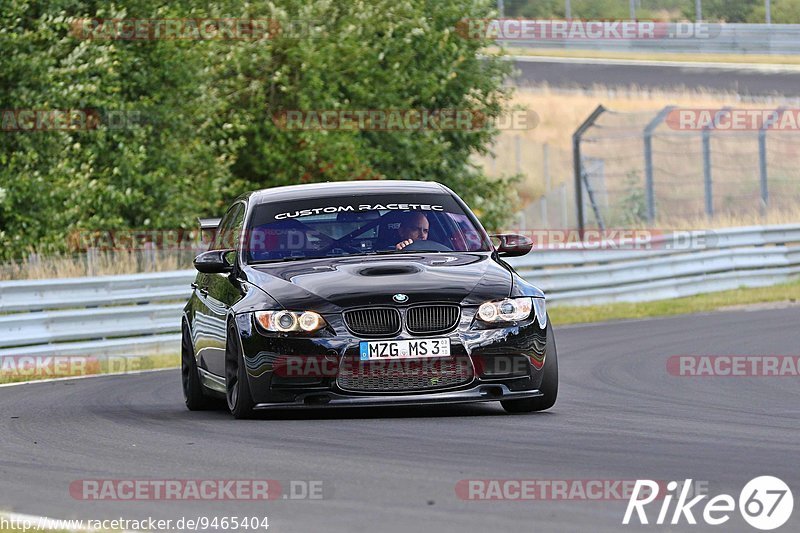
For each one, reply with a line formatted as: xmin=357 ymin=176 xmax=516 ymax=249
xmin=573 ymin=105 xmax=606 ymax=236
xmin=643 ymin=106 xmax=675 ymax=224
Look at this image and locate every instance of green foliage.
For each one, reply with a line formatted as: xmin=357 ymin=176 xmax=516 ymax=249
xmin=506 ymin=0 xmax=565 ymax=18
xmin=0 ymin=0 xmax=241 ymax=258
xmin=748 ymin=0 xmax=800 ymax=22
xmin=0 ymin=0 xmax=516 ymax=260
xmin=618 ymin=170 xmax=648 ymax=225
xmin=685 ymin=0 xmax=759 ymax=22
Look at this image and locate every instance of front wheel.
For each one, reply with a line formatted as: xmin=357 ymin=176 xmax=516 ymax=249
xmin=501 ymin=321 xmax=558 ymax=414
xmin=181 ymin=321 xmax=214 ymax=411
xmin=225 ymin=323 xmax=256 ymax=419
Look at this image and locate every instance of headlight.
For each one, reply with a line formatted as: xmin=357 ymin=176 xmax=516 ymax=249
xmin=255 ymin=310 xmax=327 ymax=333
xmin=477 ymin=297 xmax=531 ymax=322
xmin=477 ymin=297 xmax=546 ymax=328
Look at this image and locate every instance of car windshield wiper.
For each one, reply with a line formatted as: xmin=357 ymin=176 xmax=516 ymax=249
xmin=362 ymin=250 xmax=447 ymax=255
xmin=249 ymin=255 xmax=329 ymax=264
xmin=249 ymin=249 xmax=454 ymax=265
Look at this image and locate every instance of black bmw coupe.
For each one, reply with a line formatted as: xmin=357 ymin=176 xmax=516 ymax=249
xmin=182 ymin=180 xmax=557 ymax=418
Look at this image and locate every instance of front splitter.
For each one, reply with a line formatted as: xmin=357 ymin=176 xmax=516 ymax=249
xmin=253 ymin=384 xmax=542 ymax=409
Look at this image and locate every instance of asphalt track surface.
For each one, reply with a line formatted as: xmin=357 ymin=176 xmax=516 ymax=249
xmin=512 ymin=58 xmax=800 ymax=97
xmin=1 ymin=307 xmax=799 ymax=532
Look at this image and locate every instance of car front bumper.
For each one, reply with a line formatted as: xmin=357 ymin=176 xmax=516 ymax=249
xmin=235 ymin=309 xmax=549 ymax=407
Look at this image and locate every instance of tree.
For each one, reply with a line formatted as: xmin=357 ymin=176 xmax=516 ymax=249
xmin=0 ymin=0 xmax=518 ymax=260
xmin=220 ymin=0 xmax=517 ymax=228
xmin=0 ymin=0 xmax=239 ymax=259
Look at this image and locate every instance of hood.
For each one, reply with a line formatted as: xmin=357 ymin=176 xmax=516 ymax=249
xmin=242 ymin=253 xmax=511 ymax=312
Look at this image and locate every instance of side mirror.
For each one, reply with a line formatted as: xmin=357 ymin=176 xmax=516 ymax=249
xmin=194 ymin=249 xmax=234 ymax=274
xmin=490 ymin=234 xmax=533 ymax=257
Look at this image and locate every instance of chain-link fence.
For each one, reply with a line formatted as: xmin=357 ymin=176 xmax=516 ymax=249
xmin=572 ymin=106 xmax=800 ymax=229
xmin=486 ymin=105 xmax=800 ymax=231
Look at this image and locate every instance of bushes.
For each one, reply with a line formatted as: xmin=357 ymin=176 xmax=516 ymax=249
xmin=0 ymin=0 xmax=516 ymax=260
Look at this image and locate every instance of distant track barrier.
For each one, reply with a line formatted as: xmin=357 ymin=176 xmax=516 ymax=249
xmin=1 ymin=225 xmax=798 ymax=356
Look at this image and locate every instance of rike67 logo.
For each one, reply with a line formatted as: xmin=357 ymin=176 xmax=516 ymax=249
xmin=624 ymin=476 xmax=793 ymax=530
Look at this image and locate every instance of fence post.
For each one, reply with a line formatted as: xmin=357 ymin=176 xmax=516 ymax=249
xmin=543 ymin=143 xmax=551 ymax=193
xmin=573 ymin=105 xmax=606 ymax=235
xmin=758 ymin=107 xmax=781 ymax=216
xmin=143 ymin=241 xmax=156 ymax=272
xmin=540 ymin=196 xmax=548 ymax=227
xmin=703 ymin=106 xmax=731 ymax=218
xmin=701 ymin=107 xmax=730 ymax=219
xmin=643 ymin=106 xmax=675 ymax=224
xmin=758 ymin=127 xmax=769 ymax=216
xmin=702 ymin=128 xmax=713 ymax=218
xmin=86 ymin=247 xmax=97 ymax=276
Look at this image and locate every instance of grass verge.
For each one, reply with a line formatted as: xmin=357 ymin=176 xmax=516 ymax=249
xmin=550 ymin=278 xmax=800 ymax=326
xmin=0 ymin=353 xmax=179 ymax=385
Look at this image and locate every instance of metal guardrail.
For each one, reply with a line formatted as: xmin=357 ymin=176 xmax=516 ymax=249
xmin=0 ymin=225 xmax=798 ymax=356
xmin=503 ymin=23 xmax=800 ymax=55
xmin=507 ymin=224 xmax=800 ymax=304
xmin=0 ymin=270 xmax=194 ymax=313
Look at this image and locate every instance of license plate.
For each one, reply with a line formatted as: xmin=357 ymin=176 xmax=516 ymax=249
xmin=359 ymin=338 xmax=451 ymax=361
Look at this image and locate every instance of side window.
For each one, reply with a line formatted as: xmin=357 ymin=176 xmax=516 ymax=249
xmin=211 ymin=203 xmax=245 ymax=251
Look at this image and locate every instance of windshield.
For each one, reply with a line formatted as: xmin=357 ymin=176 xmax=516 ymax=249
xmin=245 ymin=193 xmax=491 ymax=263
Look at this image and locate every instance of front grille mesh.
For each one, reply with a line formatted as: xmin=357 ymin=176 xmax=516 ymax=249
xmin=406 ymin=305 xmax=460 ymax=334
xmin=337 ymin=356 xmax=474 ymax=392
xmin=343 ymin=308 xmax=401 ymax=336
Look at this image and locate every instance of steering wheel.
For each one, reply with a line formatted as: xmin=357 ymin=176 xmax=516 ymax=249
xmin=399 ymin=239 xmax=452 ymax=252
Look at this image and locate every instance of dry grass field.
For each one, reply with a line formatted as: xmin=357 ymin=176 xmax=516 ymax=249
xmin=479 ymin=85 xmax=800 ymax=227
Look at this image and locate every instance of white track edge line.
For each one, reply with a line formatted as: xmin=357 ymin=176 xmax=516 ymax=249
xmin=0 ymin=367 xmax=176 ymax=388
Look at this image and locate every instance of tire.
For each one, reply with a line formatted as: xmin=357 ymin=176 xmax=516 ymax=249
xmin=225 ymin=323 xmax=256 ymax=419
xmin=501 ymin=321 xmax=558 ymax=414
xmin=181 ymin=321 xmax=214 ymax=411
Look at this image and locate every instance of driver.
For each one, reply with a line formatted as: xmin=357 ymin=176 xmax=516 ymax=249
xmin=395 ymin=212 xmax=429 ymax=250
